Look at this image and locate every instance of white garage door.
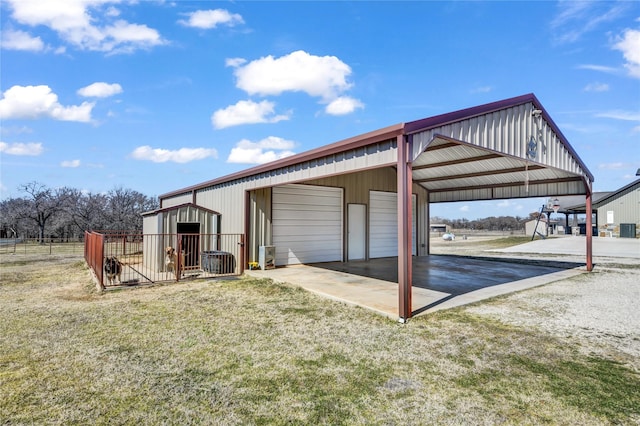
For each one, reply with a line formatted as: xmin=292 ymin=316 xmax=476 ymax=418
xmin=369 ymin=191 xmax=417 ymax=258
xmin=272 ymin=184 xmax=343 ymax=265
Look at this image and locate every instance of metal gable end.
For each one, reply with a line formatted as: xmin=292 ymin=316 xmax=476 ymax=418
xmin=405 ymin=94 xmax=594 ymax=203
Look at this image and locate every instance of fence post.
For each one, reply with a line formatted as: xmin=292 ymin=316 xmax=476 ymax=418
xmin=176 ymin=234 xmax=181 ymax=282
xmin=239 ymin=234 xmax=245 ymax=274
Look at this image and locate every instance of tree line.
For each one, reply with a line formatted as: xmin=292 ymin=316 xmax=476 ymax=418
xmin=0 ymin=182 xmax=159 ymax=241
xmin=1 ymin=181 xmax=543 ymax=241
xmin=429 ymin=214 xmax=541 ymax=232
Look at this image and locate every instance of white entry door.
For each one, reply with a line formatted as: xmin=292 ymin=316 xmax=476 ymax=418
xmin=348 ymin=204 xmax=366 ymax=260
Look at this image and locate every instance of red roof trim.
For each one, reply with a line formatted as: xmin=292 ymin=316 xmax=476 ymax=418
xmin=159 ymin=123 xmax=404 ymax=199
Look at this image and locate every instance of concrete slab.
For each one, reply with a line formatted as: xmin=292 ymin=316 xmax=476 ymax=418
xmin=492 ymin=235 xmax=640 ymax=258
xmin=245 ymin=255 xmax=585 ymax=320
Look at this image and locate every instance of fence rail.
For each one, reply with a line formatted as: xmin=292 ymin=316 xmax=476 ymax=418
xmin=84 ymin=232 xmax=244 ymax=289
xmin=0 ymin=238 xmax=85 ymax=256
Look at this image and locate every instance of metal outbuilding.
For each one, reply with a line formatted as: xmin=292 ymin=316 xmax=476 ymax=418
xmin=155 ymin=93 xmax=595 ymax=321
xmin=557 ymin=179 xmax=640 ymax=237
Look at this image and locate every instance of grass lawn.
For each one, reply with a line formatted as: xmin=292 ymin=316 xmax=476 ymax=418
xmin=1 ymin=253 xmax=639 ymax=424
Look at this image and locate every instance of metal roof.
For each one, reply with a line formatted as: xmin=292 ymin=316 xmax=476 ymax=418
xmin=556 ymin=179 xmax=640 ymax=213
xmin=141 ymin=202 xmax=221 ymax=217
xmin=408 ymin=94 xmax=593 ymax=202
xmin=160 ymin=93 xmax=593 ymax=203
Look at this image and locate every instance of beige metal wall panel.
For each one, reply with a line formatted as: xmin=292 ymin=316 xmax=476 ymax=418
xmin=248 ymin=187 xmax=272 ymax=262
xmin=196 ymin=185 xmax=245 ymax=233
xmin=190 ymin=141 xmax=399 ymax=234
xmin=162 ymin=205 xmax=217 ymax=235
xmin=304 ymin=168 xmax=429 ymax=257
xmin=142 ymin=213 xmax=163 ymax=272
xmin=430 ymin=180 xmax=588 ymax=203
xmin=161 ymin=193 xmax=193 ymax=208
xmin=272 ymin=184 xmax=343 ymax=265
xmin=192 ymin=165 xmax=429 ymax=263
xmin=596 ymin=184 xmax=640 ymax=230
xmin=411 ymin=102 xmax=588 ymax=179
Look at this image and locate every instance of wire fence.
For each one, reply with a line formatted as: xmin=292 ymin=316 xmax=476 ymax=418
xmin=0 ymin=238 xmax=85 ymax=256
xmin=84 ymin=231 xmax=244 ymax=289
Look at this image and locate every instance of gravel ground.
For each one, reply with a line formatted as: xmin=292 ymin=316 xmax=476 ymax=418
xmin=435 ymin=236 xmax=640 ymax=370
xmin=466 ymin=267 xmax=640 ymax=369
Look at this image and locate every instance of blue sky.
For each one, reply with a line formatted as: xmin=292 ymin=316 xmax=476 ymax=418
xmin=1 ymin=0 xmax=638 ymax=220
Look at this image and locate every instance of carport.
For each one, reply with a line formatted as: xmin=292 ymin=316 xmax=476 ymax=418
xmin=395 ymin=94 xmax=594 ymax=321
xmin=158 ymin=93 xmax=595 ymax=322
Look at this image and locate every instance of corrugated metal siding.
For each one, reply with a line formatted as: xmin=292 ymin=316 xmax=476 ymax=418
xmin=411 ymin=102 xmax=584 ymax=174
xmin=369 ymin=191 xmax=417 ymax=258
xmin=194 ymin=166 xmax=430 ymax=262
xmin=249 ymin=187 xmax=272 ymax=263
xmin=194 ymin=140 xmax=399 ymax=234
xmin=305 ymin=167 xmax=429 ymax=257
xmin=142 ymin=214 xmax=162 ymax=272
xmin=163 ymin=205 xmax=218 ymax=234
xmin=161 ymin=193 xmax=193 ymax=208
xmin=596 ymin=183 xmax=640 ymax=229
xmin=430 ymin=180 xmax=587 ymax=203
xmin=272 ymin=185 xmax=343 ymax=265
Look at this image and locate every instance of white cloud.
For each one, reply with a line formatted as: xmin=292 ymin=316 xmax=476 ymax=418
xmin=227 ymin=137 xmax=296 ymax=164
xmin=131 ymin=146 xmax=218 ymax=163
xmin=0 ymin=141 xmax=43 ymax=156
xmin=178 ymin=9 xmax=244 ymax=29
xmin=0 ymin=85 xmax=94 ymax=122
xmin=550 ymin=1 xmax=627 ymax=44
xmin=583 ymin=82 xmax=609 ymax=92
xmin=470 ymin=86 xmax=493 ymax=94
xmin=325 ymin=96 xmax=364 ymax=115
xmin=613 ymin=29 xmax=640 ymax=79
xmin=77 ymin=82 xmax=123 ymax=98
xmin=459 ymin=205 xmax=470 ymax=212
xmin=495 ymin=200 xmax=524 ymax=212
xmin=5 ymin=0 xmax=165 ymax=54
xmin=598 ymin=162 xmax=630 ymax=170
xmin=61 ymin=159 xmax=81 ymax=168
xmin=595 ymin=110 xmax=640 ymax=121
xmin=230 ymin=50 xmax=353 ymax=101
xmin=211 ymin=100 xmax=290 ymax=129
xmin=576 ymin=64 xmax=620 ymax=74
xmin=225 ymin=57 xmax=246 ymax=67
xmin=1 ymin=29 xmax=45 ymax=51
xmin=0 ymin=125 xmax=33 ymax=136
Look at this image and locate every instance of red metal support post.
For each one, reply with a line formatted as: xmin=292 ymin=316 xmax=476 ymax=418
xmin=397 ymin=133 xmax=413 ymax=322
xmin=586 ymin=187 xmax=593 ymax=271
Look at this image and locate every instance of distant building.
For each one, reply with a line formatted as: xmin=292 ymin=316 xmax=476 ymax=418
xmin=525 ymin=218 xmax=548 ymax=238
xmin=430 ymin=224 xmax=449 ymax=233
xmin=556 ymin=179 xmax=639 ymax=238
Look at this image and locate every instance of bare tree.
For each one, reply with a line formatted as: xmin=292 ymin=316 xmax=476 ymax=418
xmin=16 ymin=182 xmax=73 ymax=242
xmin=66 ymin=189 xmax=109 ymax=232
xmin=1 ymin=182 xmax=159 ymax=239
xmin=104 ymin=187 xmax=158 ymax=231
xmin=0 ymin=197 xmax=31 ymax=238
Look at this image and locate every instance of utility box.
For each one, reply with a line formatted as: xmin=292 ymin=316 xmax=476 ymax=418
xmin=620 ymin=223 xmax=636 ymax=238
xmin=259 ymin=246 xmax=275 ymax=270
xmin=201 ymin=251 xmax=236 ymax=274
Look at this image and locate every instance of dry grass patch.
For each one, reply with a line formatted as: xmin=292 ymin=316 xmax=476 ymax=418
xmin=1 ymin=254 xmax=639 ymax=424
